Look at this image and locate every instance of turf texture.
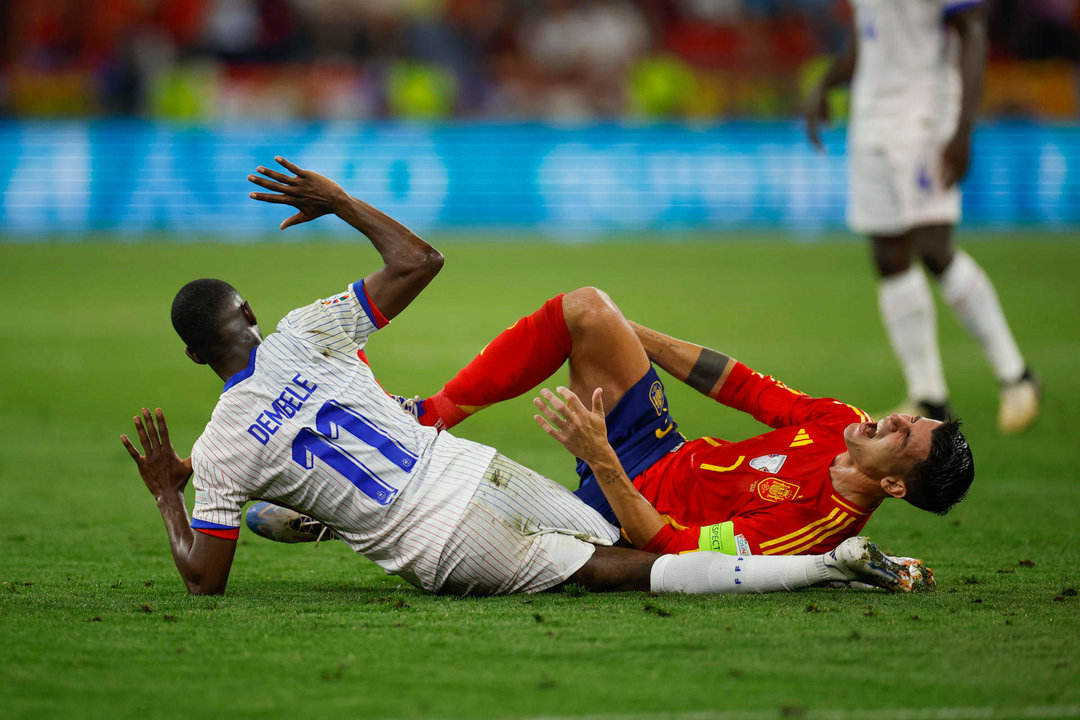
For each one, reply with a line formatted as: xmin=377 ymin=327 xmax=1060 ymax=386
xmin=1 ymin=234 xmax=1077 ymax=720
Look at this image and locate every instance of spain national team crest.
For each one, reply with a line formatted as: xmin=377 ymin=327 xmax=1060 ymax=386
xmin=755 ymin=477 xmax=800 ymax=503
xmin=749 ymin=454 xmax=787 ymax=474
xmin=649 ymin=381 xmax=665 ymax=415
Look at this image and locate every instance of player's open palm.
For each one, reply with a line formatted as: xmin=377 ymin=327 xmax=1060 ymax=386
xmin=534 ymin=387 xmax=609 ymax=464
xmin=248 ymin=156 xmax=347 ymax=230
xmin=121 ymin=408 xmax=193 ymax=500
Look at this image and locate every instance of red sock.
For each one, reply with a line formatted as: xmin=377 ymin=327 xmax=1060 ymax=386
xmin=420 ymin=294 xmax=572 ymax=429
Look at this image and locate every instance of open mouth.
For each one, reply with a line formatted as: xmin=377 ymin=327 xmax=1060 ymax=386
xmin=860 ymin=419 xmax=884 ymax=438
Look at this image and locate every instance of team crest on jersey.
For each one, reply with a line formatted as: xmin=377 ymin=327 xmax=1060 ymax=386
xmin=750 ymin=454 xmax=787 ymax=474
xmin=321 ymin=292 xmax=350 ymax=306
xmin=755 ymin=477 xmax=799 ymax=503
xmin=649 ymin=381 xmax=665 ymax=415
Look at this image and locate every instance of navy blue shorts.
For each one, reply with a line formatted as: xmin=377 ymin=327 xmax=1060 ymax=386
xmin=572 ymin=367 xmax=683 ymax=525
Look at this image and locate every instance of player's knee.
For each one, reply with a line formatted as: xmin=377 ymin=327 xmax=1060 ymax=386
xmin=871 ymin=236 xmax=913 ymax=277
xmin=564 ymin=287 xmax=622 ymax=335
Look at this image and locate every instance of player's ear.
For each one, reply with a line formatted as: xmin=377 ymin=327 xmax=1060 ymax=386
xmin=240 ymin=300 xmax=258 ymax=327
xmin=185 ymin=347 xmax=206 ymax=365
xmin=880 ymin=475 xmax=907 ymax=499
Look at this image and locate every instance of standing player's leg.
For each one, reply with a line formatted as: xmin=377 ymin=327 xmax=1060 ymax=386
xmin=872 ymin=231 xmax=951 ymax=421
xmin=406 ymin=287 xmax=650 ymax=430
xmin=915 ymin=225 xmax=1039 ymax=434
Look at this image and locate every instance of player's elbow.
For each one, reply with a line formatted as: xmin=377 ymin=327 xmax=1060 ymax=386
xmin=395 ymin=244 xmax=444 ymax=284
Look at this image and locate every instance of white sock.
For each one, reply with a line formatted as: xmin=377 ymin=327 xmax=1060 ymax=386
xmin=938 ymin=251 xmax=1025 ymax=384
xmin=878 ymin=266 xmax=948 ymax=404
xmin=649 ymin=552 xmax=835 ymax=595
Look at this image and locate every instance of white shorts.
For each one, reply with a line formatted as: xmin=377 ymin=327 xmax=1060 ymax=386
xmin=847 ymin=140 xmax=961 ymax=235
xmin=430 ymin=453 xmax=620 ymax=596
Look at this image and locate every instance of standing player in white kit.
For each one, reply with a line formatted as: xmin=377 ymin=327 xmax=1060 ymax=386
xmin=121 ymin=157 xmax=932 ymax=597
xmin=804 ymin=0 xmax=1039 ymax=433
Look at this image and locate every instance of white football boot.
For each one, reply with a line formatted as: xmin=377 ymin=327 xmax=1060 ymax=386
xmin=999 ymin=370 xmax=1040 ymax=435
xmin=825 ymin=536 xmax=935 ymax=593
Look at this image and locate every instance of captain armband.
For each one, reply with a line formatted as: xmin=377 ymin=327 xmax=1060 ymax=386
xmin=697 ymin=522 xmax=752 ymax=556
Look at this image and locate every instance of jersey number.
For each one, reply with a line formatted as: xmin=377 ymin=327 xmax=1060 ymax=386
xmin=291 ymin=400 xmax=415 ymax=505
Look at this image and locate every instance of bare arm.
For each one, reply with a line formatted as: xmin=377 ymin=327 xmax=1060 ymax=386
xmin=121 ymin=409 xmax=236 ymax=595
xmin=248 ymin=157 xmax=444 ymax=321
xmin=803 ymin=25 xmax=857 ymax=151
xmin=629 ymin=320 xmax=735 ymax=400
xmin=534 ymin=388 xmax=663 ymax=548
xmin=942 ymin=5 xmax=987 ymax=187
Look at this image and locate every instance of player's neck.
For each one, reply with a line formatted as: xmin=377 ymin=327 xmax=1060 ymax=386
xmin=212 ymin=339 xmax=261 ymax=383
xmin=829 ymin=452 xmax=887 ymax=510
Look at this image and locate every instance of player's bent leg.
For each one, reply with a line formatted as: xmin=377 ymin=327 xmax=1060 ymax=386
xmin=562 ymin=287 xmax=652 ymax=408
xmin=245 ymin=501 xmax=338 ymax=544
xmin=874 ymin=231 xmax=951 ymax=420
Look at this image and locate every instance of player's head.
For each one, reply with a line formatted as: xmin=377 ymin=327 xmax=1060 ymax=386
xmin=900 ymin=418 xmax=974 ymax=515
xmin=844 ymin=413 xmax=973 ymax=514
xmin=171 ymin=279 xmax=260 ymax=366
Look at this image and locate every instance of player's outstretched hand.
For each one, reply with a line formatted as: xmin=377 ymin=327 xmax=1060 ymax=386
xmin=121 ymin=408 xmax=193 ymax=501
xmin=802 ymin=84 xmax=830 ymax=152
xmin=248 ymin=156 xmax=347 ymax=230
xmin=533 ymin=387 xmax=610 ymax=463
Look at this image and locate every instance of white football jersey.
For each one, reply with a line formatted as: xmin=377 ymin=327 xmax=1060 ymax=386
xmin=849 ymin=0 xmax=980 ymax=146
xmin=190 ymin=280 xmax=497 ymax=583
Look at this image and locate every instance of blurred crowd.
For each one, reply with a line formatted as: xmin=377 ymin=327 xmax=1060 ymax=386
xmin=2 ymin=0 xmax=1078 ymax=120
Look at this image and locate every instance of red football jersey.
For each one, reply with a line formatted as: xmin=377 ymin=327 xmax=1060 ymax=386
xmin=637 ymin=361 xmax=875 ymax=556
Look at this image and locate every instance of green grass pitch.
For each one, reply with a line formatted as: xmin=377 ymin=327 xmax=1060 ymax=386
xmin=1 ymin=234 xmax=1077 ymax=720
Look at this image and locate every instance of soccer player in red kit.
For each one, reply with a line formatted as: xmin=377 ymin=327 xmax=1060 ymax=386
xmin=399 ymin=287 xmax=975 ymax=557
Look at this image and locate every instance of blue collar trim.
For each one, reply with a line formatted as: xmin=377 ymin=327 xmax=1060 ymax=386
xmin=223 ymin=346 xmax=258 ymax=392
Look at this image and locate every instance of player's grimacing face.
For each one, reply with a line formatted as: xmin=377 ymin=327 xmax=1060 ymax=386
xmin=843 ymin=413 xmax=940 ymax=478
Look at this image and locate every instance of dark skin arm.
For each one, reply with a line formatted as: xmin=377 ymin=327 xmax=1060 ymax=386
xmin=803 ymin=24 xmax=857 ymax=152
xmin=121 ymin=409 xmax=236 ymax=595
xmin=941 ymin=5 xmax=987 ymax=187
xmin=628 ymin=320 xmax=735 ymax=401
xmin=247 ymin=156 xmax=444 ymax=321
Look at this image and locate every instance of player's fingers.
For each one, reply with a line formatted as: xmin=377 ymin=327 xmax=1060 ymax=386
xmin=533 ymin=396 xmax=566 ymax=428
xmin=133 ymin=414 xmax=152 ymax=455
xmin=256 ymin=166 xmax=294 ymax=184
xmin=141 ymin=408 xmax=160 ymax=451
xmin=249 ymin=192 xmax=293 ymax=205
xmin=120 ymin=435 xmax=142 ymax=463
xmin=247 ymin=175 xmax=293 ymax=193
xmin=155 ymin=408 xmax=171 ymax=448
xmin=539 ymin=388 xmax=571 ymax=419
xmin=280 ymin=212 xmax=308 ymax=230
xmin=275 ymin=156 xmax=304 ymax=176
xmin=590 ymin=387 xmax=604 ymax=417
xmin=556 ymin=386 xmax=585 ymax=412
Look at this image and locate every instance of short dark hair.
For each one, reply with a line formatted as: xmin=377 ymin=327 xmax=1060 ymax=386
xmin=903 ymin=418 xmax=974 ymax=515
xmin=171 ymin=279 xmax=242 ymax=365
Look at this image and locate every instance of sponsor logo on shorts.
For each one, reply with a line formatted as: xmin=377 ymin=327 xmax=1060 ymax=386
xmin=649 ymin=381 xmax=665 ymax=415
xmin=754 ymin=477 xmax=800 ymax=503
xmin=750 ymin=454 xmax=787 ymax=474
xmin=735 ymin=534 xmax=752 ymax=556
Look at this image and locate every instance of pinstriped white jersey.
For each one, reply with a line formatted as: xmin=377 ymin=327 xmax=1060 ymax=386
xmin=849 ymin=0 xmax=980 ymax=146
xmin=190 ymin=280 xmax=497 ymax=585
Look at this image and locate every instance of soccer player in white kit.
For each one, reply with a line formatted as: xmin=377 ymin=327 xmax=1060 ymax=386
xmin=804 ymin=0 xmax=1039 ymax=434
xmin=120 ymin=157 xmax=933 ymax=597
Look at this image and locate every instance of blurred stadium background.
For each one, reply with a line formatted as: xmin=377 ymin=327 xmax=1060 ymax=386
xmin=1 ymin=0 xmax=1078 ymax=237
